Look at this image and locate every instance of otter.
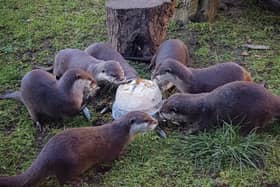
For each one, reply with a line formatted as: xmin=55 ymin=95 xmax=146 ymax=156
xmin=0 ymin=111 xmax=158 ymax=187
xmin=0 ymin=69 xmax=99 ymax=129
xmin=37 ymin=48 xmax=126 ymax=85
xmin=150 ymin=39 xmax=190 ymax=69
xmin=55 ymin=48 xmax=127 ymax=85
xmin=159 ymin=81 xmax=280 ymax=134
xmin=152 ymin=60 xmax=252 ymax=93
xmin=85 ymin=42 xmax=138 ymax=80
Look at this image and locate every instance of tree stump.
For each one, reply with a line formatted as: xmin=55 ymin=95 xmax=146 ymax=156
xmin=106 ymin=0 xmax=176 ymax=61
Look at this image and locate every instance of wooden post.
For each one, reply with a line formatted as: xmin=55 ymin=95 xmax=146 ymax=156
xmin=106 ymin=0 xmax=176 ymax=61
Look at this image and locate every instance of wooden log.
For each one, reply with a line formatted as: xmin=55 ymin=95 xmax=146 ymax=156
xmin=106 ymin=0 xmax=176 ymax=61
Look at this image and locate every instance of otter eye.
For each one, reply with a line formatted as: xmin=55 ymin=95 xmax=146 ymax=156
xmin=75 ymin=74 xmax=81 ymax=80
xmin=129 ymin=119 xmax=135 ymax=124
xmin=165 ymin=68 xmax=172 ymax=73
xmin=171 ymin=107 xmax=178 ymax=113
xmin=102 ymin=70 xmax=105 ymax=73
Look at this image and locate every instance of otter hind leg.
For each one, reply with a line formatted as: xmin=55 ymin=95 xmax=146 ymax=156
xmin=187 ymin=124 xmax=204 ymax=135
xmin=68 ymin=176 xmax=83 ymax=187
xmin=187 ymin=120 xmax=209 ymax=135
xmin=25 ymin=106 xmax=44 ymax=131
xmin=57 ymin=173 xmax=83 ymax=187
xmin=56 ymin=169 xmax=82 ymax=187
xmin=239 ymin=114 xmax=271 ymax=135
xmin=35 ymin=121 xmax=43 ymax=132
xmin=55 ymin=158 xmax=84 ymax=187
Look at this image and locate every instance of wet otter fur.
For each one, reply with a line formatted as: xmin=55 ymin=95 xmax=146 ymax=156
xmin=0 ymin=69 xmax=98 ymax=129
xmin=0 ymin=111 xmax=158 ymax=187
xmin=150 ymin=39 xmax=190 ymax=69
xmin=160 ymin=81 xmax=280 ymax=134
xmin=152 ymin=60 xmax=252 ymax=93
xmin=85 ymin=42 xmax=138 ymax=80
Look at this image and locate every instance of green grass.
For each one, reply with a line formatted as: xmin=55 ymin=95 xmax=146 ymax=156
xmin=0 ymin=0 xmax=280 ymax=186
xmin=174 ymin=123 xmax=270 ymax=173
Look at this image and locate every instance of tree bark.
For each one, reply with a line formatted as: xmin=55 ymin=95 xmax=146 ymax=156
xmin=106 ymin=0 xmax=176 ymax=61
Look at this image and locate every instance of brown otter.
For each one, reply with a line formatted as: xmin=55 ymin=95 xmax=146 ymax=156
xmin=84 ymin=42 xmax=138 ymax=80
xmin=0 ymin=111 xmax=158 ymax=187
xmin=0 ymin=69 xmax=99 ymax=129
xmin=159 ymin=81 xmax=280 ymax=134
xmin=150 ymin=39 xmax=190 ymax=69
xmin=38 ymin=48 xmax=126 ymax=85
xmin=152 ymin=60 xmax=252 ymax=93
xmin=55 ymin=48 xmax=127 ymax=85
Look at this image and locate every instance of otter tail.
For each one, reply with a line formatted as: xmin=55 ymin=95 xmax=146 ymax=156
xmin=242 ymin=68 xmax=252 ymax=81
xmin=32 ymin=65 xmax=53 ymax=72
xmin=0 ymin=91 xmax=22 ymax=102
xmin=0 ymin=153 xmax=48 ymax=187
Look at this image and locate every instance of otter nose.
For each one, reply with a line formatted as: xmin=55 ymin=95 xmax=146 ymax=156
xmin=89 ymin=76 xmax=96 ymax=82
xmin=151 ymin=118 xmax=158 ymax=126
xmin=116 ymin=75 xmax=125 ymax=81
xmin=90 ymin=81 xmax=97 ymax=87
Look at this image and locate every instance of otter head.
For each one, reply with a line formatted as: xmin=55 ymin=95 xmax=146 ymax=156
xmin=151 ymin=59 xmax=192 ymax=92
xmin=159 ymin=94 xmax=188 ymax=125
xmin=159 ymin=93 xmax=209 ymax=126
xmin=93 ymin=60 xmax=125 ymax=85
xmin=119 ymin=111 xmax=158 ymax=138
xmin=68 ymin=69 xmax=99 ymax=98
